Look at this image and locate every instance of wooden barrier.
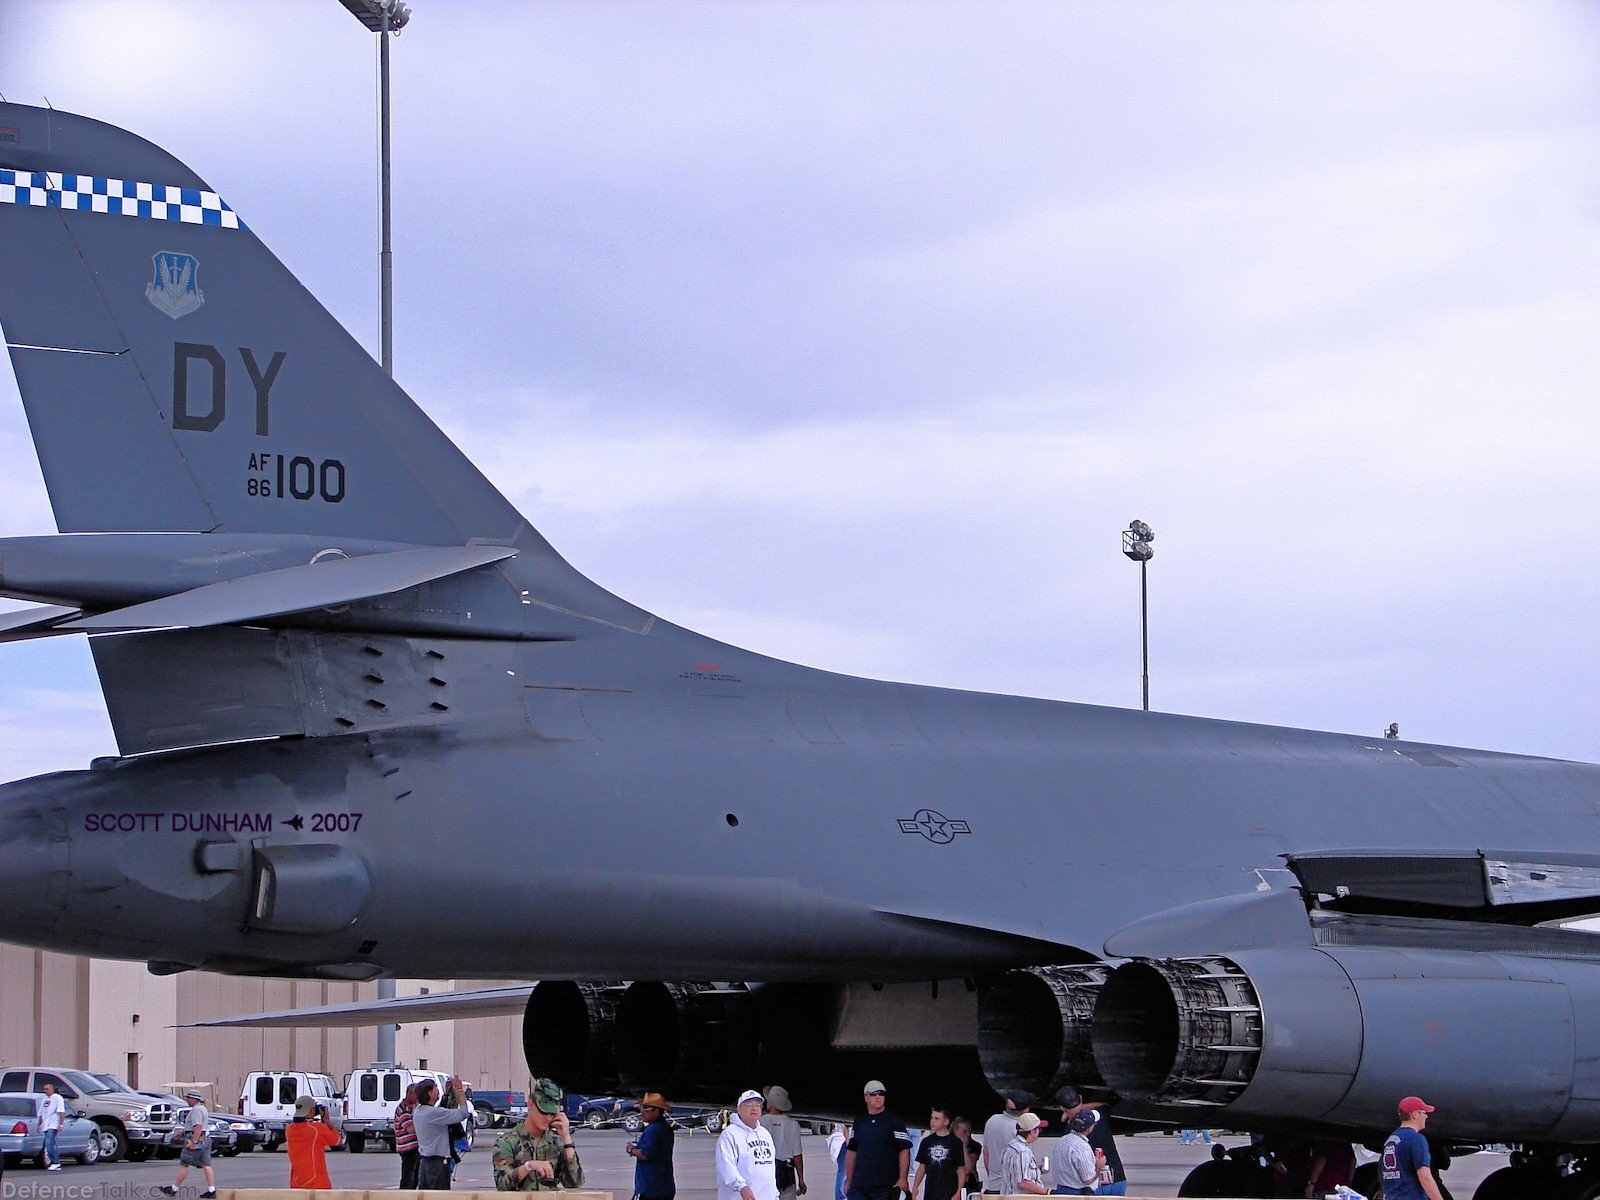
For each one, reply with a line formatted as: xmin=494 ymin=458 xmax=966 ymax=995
xmin=217 ymin=1191 xmax=616 ymax=1200
xmin=211 ymin=1194 xmax=1286 ymax=1200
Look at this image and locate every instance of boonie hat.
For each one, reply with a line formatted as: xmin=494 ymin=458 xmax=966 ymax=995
xmin=185 ymin=1088 xmax=205 ymax=1100
xmin=1399 ymin=1095 xmax=1436 ymax=1115
xmin=294 ymin=1095 xmax=318 ymax=1119
xmin=530 ymin=1078 xmax=564 ymax=1115
xmin=765 ymin=1086 xmax=793 ymax=1112
xmin=863 ymin=1080 xmax=887 ymax=1095
xmin=1016 ymin=1113 xmax=1043 ymax=1133
xmin=737 ymin=1089 xmax=764 ymax=1107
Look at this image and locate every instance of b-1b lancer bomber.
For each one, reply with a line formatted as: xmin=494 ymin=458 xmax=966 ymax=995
xmin=0 ymin=102 xmax=1597 ymax=1200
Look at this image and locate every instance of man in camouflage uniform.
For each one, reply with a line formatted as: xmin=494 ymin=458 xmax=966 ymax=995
xmin=494 ymin=1078 xmax=585 ymax=1192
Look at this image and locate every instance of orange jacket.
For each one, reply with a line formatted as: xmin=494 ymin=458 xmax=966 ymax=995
xmin=287 ymin=1119 xmax=342 ymax=1189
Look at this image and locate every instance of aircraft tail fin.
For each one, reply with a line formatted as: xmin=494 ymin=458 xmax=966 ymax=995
xmin=0 ymin=103 xmax=658 ymax=760
xmin=0 ymin=102 xmax=530 ymax=551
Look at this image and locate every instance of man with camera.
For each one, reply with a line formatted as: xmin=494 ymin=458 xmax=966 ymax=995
xmin=287 ymin=1094 xmax=342 ymax=1189
xmin=416 ymin=1076 xmax=475 ymax=1191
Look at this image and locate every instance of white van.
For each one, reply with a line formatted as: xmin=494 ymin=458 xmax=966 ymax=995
xmin=341 ymin=1065 xmax=456 ymax=1154
xmin=238 ymin=1070 xmax=340 ymax=1150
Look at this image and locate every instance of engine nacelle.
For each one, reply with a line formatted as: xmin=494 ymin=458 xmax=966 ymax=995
xmin=1094 ymin=946 xmax=1600 ymax=1141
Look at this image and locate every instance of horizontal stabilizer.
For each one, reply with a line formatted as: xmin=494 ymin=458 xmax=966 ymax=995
xmin=0 ymin=603 xmax=82 ymax=642
xmin=62 ymin=544 xmax=517 ymax=632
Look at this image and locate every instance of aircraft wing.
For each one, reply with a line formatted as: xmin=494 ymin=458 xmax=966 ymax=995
xmin=179 ymin=982 xmax=535 ymax=1029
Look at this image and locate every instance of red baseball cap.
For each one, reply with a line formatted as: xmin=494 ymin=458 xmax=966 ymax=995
xmin=1399 ymin=1096 xmax=1435 ymax=1114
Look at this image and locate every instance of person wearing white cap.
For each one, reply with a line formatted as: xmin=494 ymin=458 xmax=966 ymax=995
xmin=718 ymin=1089 xmax=779 ymax=1200
xmin=761 ymin=1085 xmax=806 ymax=1200
xmin=845 ymin=1080 xmax=911 ymax=1200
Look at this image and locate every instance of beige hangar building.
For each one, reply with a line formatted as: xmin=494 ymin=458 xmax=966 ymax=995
xmin=0 ymin=945 xmax=529 ymax=1107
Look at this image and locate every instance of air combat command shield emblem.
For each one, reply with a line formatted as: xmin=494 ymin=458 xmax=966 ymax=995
xmin=146 ymin=251 xmax=205 ymax=319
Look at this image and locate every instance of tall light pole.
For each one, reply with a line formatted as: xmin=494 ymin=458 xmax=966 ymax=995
xmin=339 ymin=0 xmax=412 ymax=377
xmin=339 ymin=0 xmax=412 ymax=1068
xmin=1121 ymin=520 xmax=1154 ymax=711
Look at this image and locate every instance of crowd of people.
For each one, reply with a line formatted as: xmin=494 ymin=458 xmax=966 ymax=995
xmin=378 ymin=1075 xmax=1129 ymax=1196
xmin=485 ymin=1078 xmax=1433 ymax=1199
xmin=713 ymin=1081 xmax=1127 ymax=1200
xmin=221 ymin=1076 xmax=1439 ymax=1197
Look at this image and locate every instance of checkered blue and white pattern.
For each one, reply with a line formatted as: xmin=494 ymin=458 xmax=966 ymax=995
xmin=0 ymin=169 xmax=247 ymax=230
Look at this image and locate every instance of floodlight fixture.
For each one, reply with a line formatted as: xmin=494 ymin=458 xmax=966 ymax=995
xmin=1122 ymin=519 xmax=1154 ymax=710
xmin=340 ymin=0 xmax=411 ymax=32
xmin=1122 ymin=519 xmax=1154 ymax=561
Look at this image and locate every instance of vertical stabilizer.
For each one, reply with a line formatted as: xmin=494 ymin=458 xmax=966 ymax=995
xmin=0 ymin=103 xmax=528 ymax=549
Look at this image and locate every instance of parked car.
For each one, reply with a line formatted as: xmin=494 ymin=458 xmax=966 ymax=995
xmin=0 ymin=1092 xmax=103 ymax=1167
xmin=221 ymin=1115 xmax=264 ymax=1153
xmin=662 ymin=1103 xmax=725 ymax=1134
xmin=569 ymin=1094 xmax=628 ymax=1128
xmin=0 ymin=1067 xmax=177 ymax=1162
xmin=468 ymin=1089 xmax=527 ymax=1130
xmin=161 ymin=1113 xmax=239 ymax=1157
xmin=568 ymin=1094 xmax=724 ymax=1134
xmin=601 ymin=1100 xmax=726 ymax=1135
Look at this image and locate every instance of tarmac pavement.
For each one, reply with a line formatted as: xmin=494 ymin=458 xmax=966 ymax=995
xmin=0 ymin=1128 xmax=1508 ymax=1199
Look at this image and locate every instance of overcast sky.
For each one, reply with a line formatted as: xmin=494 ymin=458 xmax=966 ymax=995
xmin=1 ymin=0 xmax=1598 ymax=781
